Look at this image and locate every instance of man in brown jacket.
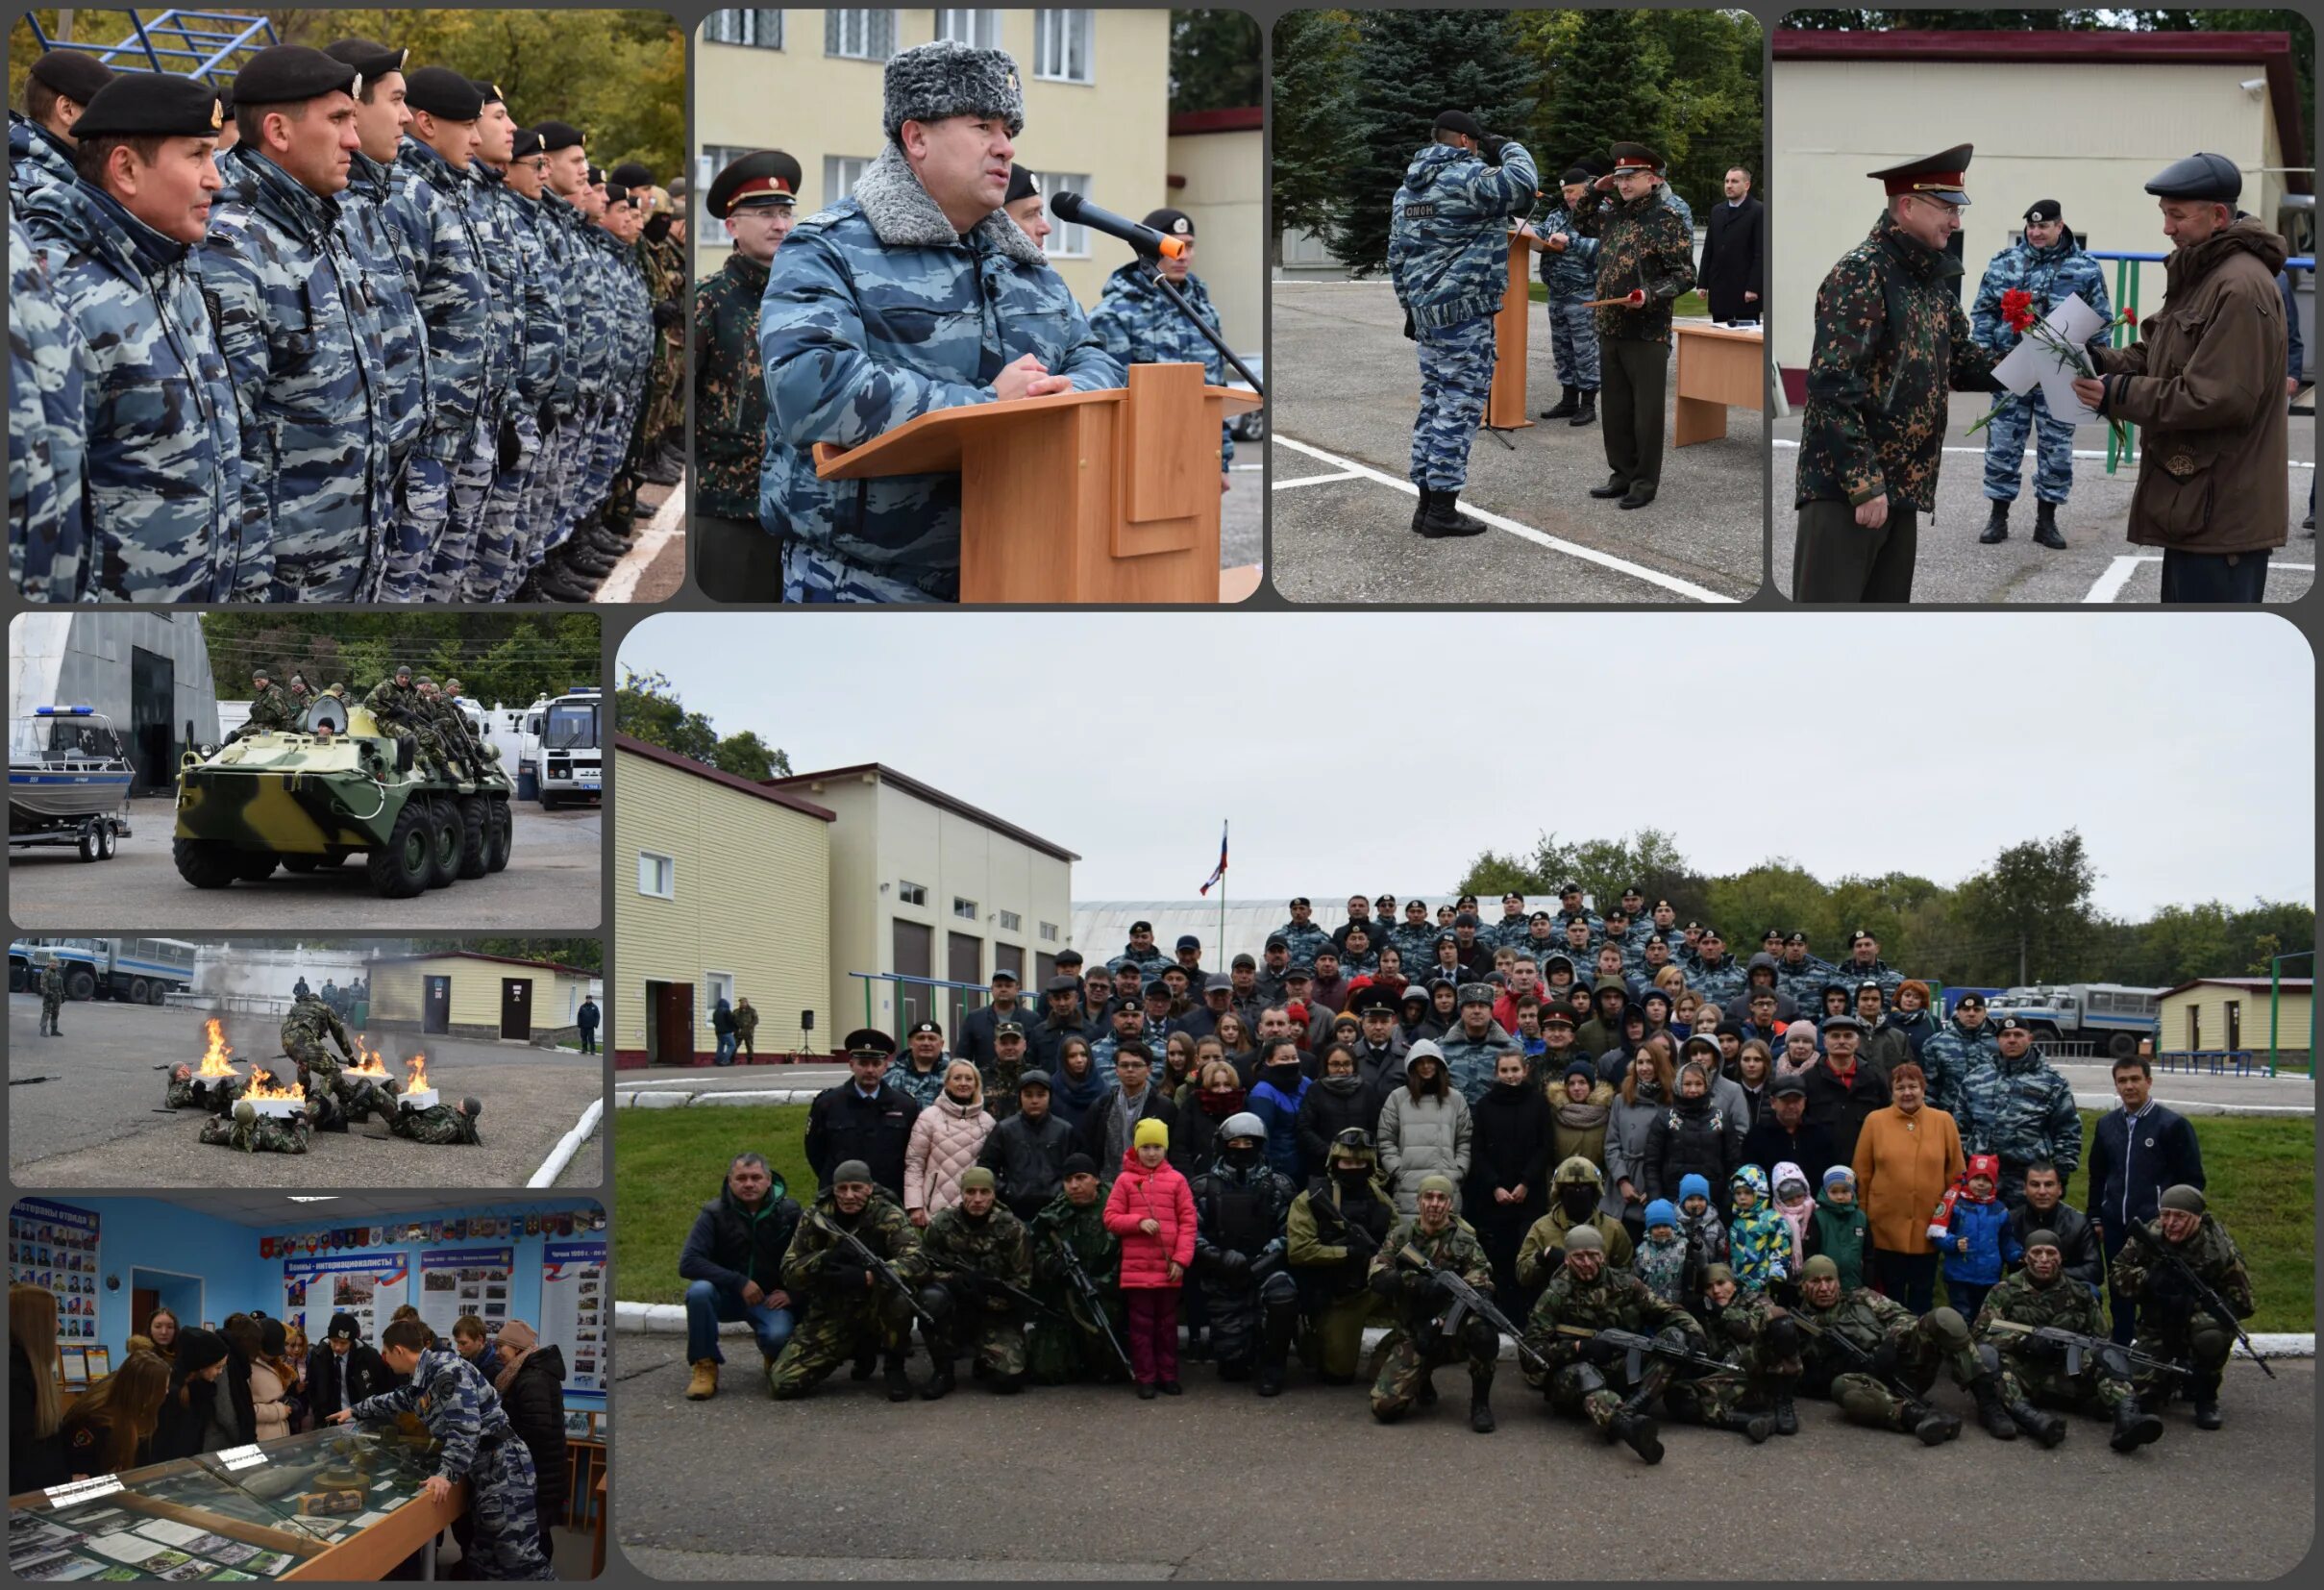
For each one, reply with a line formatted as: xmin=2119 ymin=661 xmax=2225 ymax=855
xmin=2076 ymin=152 xmax=2289 ymax=603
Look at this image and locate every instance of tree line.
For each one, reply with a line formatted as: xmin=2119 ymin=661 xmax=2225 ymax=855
xmin=198 ymin=613 xmax=600 ymax=711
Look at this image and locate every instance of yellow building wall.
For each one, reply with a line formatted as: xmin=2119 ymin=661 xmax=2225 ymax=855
xmin=1771 ymin=58 xmax=2282 ymax=371
xmin=2159 ymin=988 xmax=2312 ymax=1054
xmin=363 ymin=958 xmax=591 ymax=1034
xmin=693 ymin=9 xmax=1172 ymax=311
xmin=1168 ymin=125 xmax=1262 ymax=355
xmin=613 ymin=747 xmax=833 ymax=1057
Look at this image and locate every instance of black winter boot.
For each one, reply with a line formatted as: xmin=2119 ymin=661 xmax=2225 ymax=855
xmin=1979 ymin=500 xmax=2011 ymax=543
xmin=2009 ymin=1398 xmax=2067 ymax=1448
xmin=991 ymin=1373 xmax=1024 ymax=1396
xmin=2191 ymin=1376 xmax=2224 ymax=1430
xmin=1609 ymin=1410 xmax=1664 ymax=1464
xmin=1410 ymin=486 xmax=1430 ymax=534
xmin=1910 ymin=1404 xmax=1964 ymax=1445
xmin=2033 ymin=500 xmax=2067 ymax=549
xmin=1570 ymin=387 xmax=1597 ymax=427
xmin=1255 ymin=1363 xmax=1284 ymax=1398
xmin=1418 ymin=489 xmax=1484 ymax=538
xmin=1969 ymin=1374 xmax=2016 ymax=1440
xmin=1773 ymin=1392 xmax=1799 ymax=1437
xmin=1470 ymin=1386 xmax=1496 ymax=1433
xmin=1720 ymin=1409 xmax=1775 ymax=1444
xmin=1542 ymin=384 xmax=1580 ymax=420
xmin=885 ymin=1352 xmax=916 ymax=1403
xmin=916 ymin=1354 xmax=952 ymax=1401
xmin=2110 ymin=1395 xmax=2164 ymax=1452
xmin=1416 ymin=1370 xmax=1437 ymax=1406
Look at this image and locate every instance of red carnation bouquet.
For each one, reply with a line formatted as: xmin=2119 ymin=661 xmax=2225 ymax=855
xmin=1966 ymin=290 xmax=2132 ymax=453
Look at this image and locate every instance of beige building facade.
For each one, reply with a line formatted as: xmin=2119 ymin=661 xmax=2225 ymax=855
xmin=2157 ymin=977 xmax=2312 ymax=1065
xmin=612 ymin=735 xmax=835 ymax=1066
xmin=1166 ymin=111 xmax=1262 ymax=354
xmin=365 ymin=953 xmax=599 ymax=1047
xmin=1771 ymin=30 xmax=2310 ymax=377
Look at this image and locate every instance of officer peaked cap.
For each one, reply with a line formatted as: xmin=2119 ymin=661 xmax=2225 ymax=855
xmin=533 ymin=119 xmax=585 ymax=153
xmin=403 ymin=65 xmax=482 ymax=121
xmin=1868 ymin=143 xmax=1973 ymax=206
xmin=233 ymin=45 xmax=359 ymax=108
xmin=29 ymin=50 xmax=115 ymax=106
xmin=70 ymin=73 xmax=224 ymax=140
xmin=323 ymin=39 xmax=408 ymax=87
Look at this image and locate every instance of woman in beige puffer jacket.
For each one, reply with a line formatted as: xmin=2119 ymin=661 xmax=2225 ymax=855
xmin=903 ymin=1059 xmax=994 ymax=1226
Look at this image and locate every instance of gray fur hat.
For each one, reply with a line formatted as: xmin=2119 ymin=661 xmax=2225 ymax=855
xmin=883 ymin=39 xmax=1024 ymax=142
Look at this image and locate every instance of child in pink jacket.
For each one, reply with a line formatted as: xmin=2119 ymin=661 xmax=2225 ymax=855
xmin=1103 ymin=1118 xmax=1196 ymax=1397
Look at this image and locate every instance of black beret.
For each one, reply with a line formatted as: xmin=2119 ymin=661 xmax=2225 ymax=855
xmin=2023 ymin=197 xmax=2063 ymax=225
xmin=2145 ymin=151 xmax=2240 ymax=203
xmin=1432 ymin=110 xmax=1482 ymax=138
xmin=605 ymin=182 xmax=633 ymax=207
xmin=404 ymin=65 xmax=483 ymax=121
xmin=322 ymin=38 xmax=408 ymax=87
xmin=469 ymin=78 xmax=506 ymax=107
xmin=708 ymin=150 xmax=802 ymax=216
xmin=511 ymin=126 xmax=544 ymax=161
xmin=610 ymin=160 xmax=654 ymax=188
xmin=1003 ymin=163 xmax=1040 ymax=206
xmin=533 ymin=119 xmax=585 ymax=153
xmin=586 ymin=163 xmax=606 ymax=186
xmin=30 ymin=50 xmax=115 ymax=106
xmin=233 ymin=45 xmax=358 ymax=109
xmin=70 ymin=73 xmax=225 ymax=140
xmin=1141 ymin=206 xmax=1194 ymax=238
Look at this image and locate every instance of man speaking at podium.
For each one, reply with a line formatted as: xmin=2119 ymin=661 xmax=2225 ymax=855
xmin=757 ymin=39 xmax=1125 ymax=604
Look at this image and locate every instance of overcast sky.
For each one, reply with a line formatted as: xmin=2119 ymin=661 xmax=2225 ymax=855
xmin=621 ymin=612 xmax=2314 ymax=917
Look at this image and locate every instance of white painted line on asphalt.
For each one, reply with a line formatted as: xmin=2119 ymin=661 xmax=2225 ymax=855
xmin=594 ymin=478 xmax=686 ymax=605
xmin=2084 ymin=555 xmax=2316 ymax=604
xmin=1772 ymin=438 xmax=2317 ymax=469
xmin=1274 ymin=435 xmax=1740 ymax=603
xmin=1273 ymin=469 xmax=1366 ymax=489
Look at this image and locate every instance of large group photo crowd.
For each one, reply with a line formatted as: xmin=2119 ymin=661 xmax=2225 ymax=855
xmin=671 ymin=885 xmax=2263 ymax=1461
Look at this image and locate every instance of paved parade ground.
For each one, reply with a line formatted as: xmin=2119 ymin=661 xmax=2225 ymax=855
xmin=7 ymin=797 xmax=601 ymax=932
xmin=7 ymin=995 xmax=603 ymax=1188
xmin=614 ymin=1327 xmax=2312 ymax=1580
xmin=1269 ymin=277 xmax=1764 ymax=606
xmin=1773 ymin=393 xmax=2317 ymax=604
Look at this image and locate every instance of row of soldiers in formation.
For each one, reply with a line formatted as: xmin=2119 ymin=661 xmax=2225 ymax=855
xmin=8 ymin=40 xmax=682 ymax=606
xmin=715 ymin=1121 xmax=2258 ymax=1456
xmin=164 ymin=992 xmax=483 ymax=1153
xmin=230 ymin=659 xmax=498 ymax=784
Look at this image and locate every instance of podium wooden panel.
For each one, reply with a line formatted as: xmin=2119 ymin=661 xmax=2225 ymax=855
xmin=1673 ymin=323 xmax=1766 ymax=446
xmin=1486 ymin=234 xmax=1533 ymax=431
xmin=814 ymin=363 xmax=1259 ymax=604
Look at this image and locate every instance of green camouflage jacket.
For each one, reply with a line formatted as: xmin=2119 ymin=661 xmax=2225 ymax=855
xmin=780 ymin=1190 xmax=927 ymax=1303
xmin=201 ymin=1107 xmax=310 ymax=1154
xmin=2109 ymin=1215 xmax=2254 ymax=1319
xmin=1521 ymin=1265 xmax=1700 ymax=1369
xmin=691 ymin=249 xmax=770 ymax=520
xmin=387 ymin=1102 xmax=480 ymax=1145
xmin=1971 ymin=1266 xmax=2107 ymax=1345
xmin=1593 ymin=188 xmax=1697 ymax=344
xmin=923 ymin=1203 xmax=1034 ymax=1293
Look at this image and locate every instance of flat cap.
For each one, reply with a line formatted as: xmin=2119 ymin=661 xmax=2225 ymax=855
xmin=30 ymin=49 xmax=115 ymax=106
xmin=404 ymin=65 xmax=483 ymax=121
xmin=70 ymin=73 xmax=225 ymax=140
xmin=1043 ymin=975 xmax=1078 ymax=995
xmin=234 ymin=44 xmax=358 ymax=107
xmin=322 ymin=38 xmax=408 ymax=86
xmin=883 ymin=38 xmax=1025 ymax=141
xmin=2145 ymin=151 xmax=2240 ymax=203
xmin=1820 ymin=1012 xmax=1867 ymax=1033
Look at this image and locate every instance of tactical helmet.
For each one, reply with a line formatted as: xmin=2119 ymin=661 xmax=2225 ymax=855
xmin=1221 ymin=1110 xmax=1266 ymax=1142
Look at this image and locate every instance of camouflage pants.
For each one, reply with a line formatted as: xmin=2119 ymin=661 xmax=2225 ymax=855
xmin=334 ymin=1074 xmax=399 ymax=1124
xmin=524 ymin=410 xmax=588 ymax=569
xmin=1546 ymin=297 xmax=1601 ymax=390
xmin=432 ymin=409 xmax=501 ymax=603
xmin=1544 ymin=1359 xmax=1631 ymax=1429
xmin=1663 ymin=1368 xmax=1763 ymax=1424
xmin=552 ymin=399 xmax=607 ymax=543
xmin=464 ymin=1437 xmax=554 ymax=1579
xmin=2131 ymin=1312 xmax=2233 ymax=1402
xmin=380 ymin=448 xmax=451 ymax=603
xmin=199 ymin=1111 xmax=310 ymax=1154
xmin=1994 ymin=1351 xmax=2132 ymax=1414
xmin=1371 ymin=1317 xmax=1496 ymax=1417
xmin=766 ymin=1297 xmax=913 ymax=1399
xmin=1408 ymin=314 xmax=1497 ymax=489
xmin=576 ymin=388 xmax=634 ymax=533
xmin=921 ymin=1283 xmax=1028 ymax=1379
xmin=1981 ymin=386 xmax=2075 ymax=504
xmin=468 ymin=407 xmax=541 ymax=603
xmin=166 ymin=1074 xmax=245 ymax=1113
xmin=779 ymin=541 xmax=949 ymax=605
xmin=1026 ymin=1284 xmax=1127 ymax=1384
xmin=39 ymin=994 xmax=62 ymax=1033
xmin=1300 ymin=1289 xmax=1385 ymax=1379
xmin=1206 ymin=1272 xmax=1298 ymax=1374
xmin=1827 ymin=1307 xmax=1978 ymax=1428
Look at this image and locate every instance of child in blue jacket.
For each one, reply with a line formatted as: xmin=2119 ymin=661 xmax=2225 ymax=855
xmin=1931 ymin=1153 xmax=2020 ymax=1322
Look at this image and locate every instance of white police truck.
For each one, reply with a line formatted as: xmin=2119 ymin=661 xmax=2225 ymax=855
xmin=1987 ymin=983 xmax=2163 ymax=1060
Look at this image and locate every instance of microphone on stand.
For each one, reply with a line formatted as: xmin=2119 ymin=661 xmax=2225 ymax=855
xmin=1049 ymin=189 xmax=1189 ymax=261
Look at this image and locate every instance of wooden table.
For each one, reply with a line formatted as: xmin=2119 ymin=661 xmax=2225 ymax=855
xmin=1673 ymin=323 xmax=1765 ymax=445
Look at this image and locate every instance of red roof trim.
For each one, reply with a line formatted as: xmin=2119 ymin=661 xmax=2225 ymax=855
xmin=364 ymin=951 xmax=599 ymax=979
xmin=1169 ymin=107 xmax=1262 ymax=136
xmin=616 ymin=733 xmax=836 ymax=820
xmin=765 ymin=763 xmax=1079 ymax=862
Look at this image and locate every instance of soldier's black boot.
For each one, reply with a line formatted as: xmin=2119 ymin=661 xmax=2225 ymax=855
xmin=1416 ymin=1370 xmax=1436 ymax=1406
xmin=2008 ymin=1397 xmax=2067 ymax=1448
xmin=1570 ymin=387 xmax=1597 ymax=427
xmin=1719 ymin=1409 xmax=1775 ymax=1444
xmin=2191 ymin=1375 xmax=2224 ymax=1430
xmin=1410 ymin=486 xmax=1432 ymax=534
xmin=1979 ymin=499 xmax=2011 ymax=543
xmin=850 ymin=1346 xmax=878 ymax=1382
xmin=2033 ymin=499 xmax=2067 ymax=549
xmin=1418 ymin=489 xmax=1485 ymax=538
xmin=883 ymin=1351 xmax=915 ymax=1402
xmin=991 ymin=1372 xmax=1024 ymax=1396
xmin=1589 ymin=473 xmax=1629 ymax=499
xmin=1255 ymin=1361 xmax=1285 ymax=1398
xmin=1772 ymin=1391 xmax=1800 ymax=1437
xmin=2110 ymin=1395 xmax=2164 ymax=1452
xmin=1541 ymin=384 xmax=1579 ymax=420
xmin=1969 ymin=1374 xmax=2016 ymax=1440
xmin=1469 ymin=1385 xmax=1496 ymax=1433
xmin=1908 ymin=1403 xmax=1964 ymax=1445
xmin=1608 ymin=1410 xmax=1664 ymax=1464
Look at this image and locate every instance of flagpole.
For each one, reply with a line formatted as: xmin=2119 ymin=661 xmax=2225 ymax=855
xmin=1220 ymin=820 xmax=1227 ymax=956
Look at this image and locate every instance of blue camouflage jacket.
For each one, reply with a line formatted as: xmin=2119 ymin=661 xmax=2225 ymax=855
xmin=758 ymin=143 xmax=1123 ymax=594
xmin=347 ymin=1345 xmax=519 ymax=1483
xmin=1958 ymin=1046 xmax=2080 ymax=1173
xmin=338 ymin=150 xmax=433 ymax=461
xmin=11 ymin=215 xmax=89 ymax=602
xmin=492 ymin=184 xmax=566 ymax=410
xmin=464 ymin=163 xmax=525 ymax=407
xmin=197 ymin=145 xmax=392 ymax=602
xmin=523 ymin=194 xmax=585 ymax=410
xmin=386 ymin=137 xmax=496 ymax=454
xmin=1970 ymin=236 xmax=2113 ymax=355
xmin=1389 ymin=139 xmax=1538 ymax=330
xmin=23 ymin=177 xmax=241 ymax=602
xmin=1087 ymin=260 xmax=1234 ymax=466
xmin=550 ymin=202 xmax=611 ymax=407
xmin=1534 ymin=199 xmax=1600 ymax=299
xmin=8 ymin=112 xmax=77 ymax=203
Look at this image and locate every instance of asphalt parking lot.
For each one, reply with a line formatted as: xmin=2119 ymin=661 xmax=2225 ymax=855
xmin=614 ymin=1328 xmax=2311 ymax=1581
xmin=1773 ymin=392 xmax=2316 ymax=603
xmin=8 ymin=796 xmax=601 ymax=932
xmin=1270 ymin=277 xmax=1764 ymax=605
xmin=7 ymin=995 xmax=604 ymax=1187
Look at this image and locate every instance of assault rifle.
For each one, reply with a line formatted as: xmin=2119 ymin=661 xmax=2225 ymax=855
xmin=1984 ymin=1321 xmax=2188 ymax=1382
xmin=945 ymin=1262 xmax=1071 ymax=1324
xmin=1307 ymin=1194 xmax=1381 ymax=1258
xmin=1552 ymin=1324 xmax=1732 ymax=1384
xmin=806 ymin=1209 xmax=937 ymax=1329
xmin=1042 ymin=1230 xmax=1134 ymax=1377
xmin=2125 ymin=1223 xmax=2275 ymax=1379
xmin=1394 ymin=1245 xmax=1554 ymax=1378
xmin=1791 ymin=1314 xmax=1928 ymax=1407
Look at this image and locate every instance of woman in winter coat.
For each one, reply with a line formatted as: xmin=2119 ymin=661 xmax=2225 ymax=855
xmin=1397 ymin=985 xmax=1440 ymax=1047
xmin=1244 ymin=1037 xmax=1311 ymax=1182
xmin=1049 ymin=1037 xmax=1109 ymax=1131
xmin=1731 ymin=1040 xmax=1773 ymax=1129
xmin=246 ymin=1323 xmax=295 ymax=1443
xmin=492 ymin=1321 xmax=571 ymax=1553
xmin=54 ymin=1352 xmax=168 ymax=1480
xmin=1374 ymin=1042 xmax=1472 ymax=1215
xmin=151 ymin=1329 xmax=235 ymax=1460
xmin=1160 ymin=1031 xmax=1201 ymax=1104
xmin=1850 ymin=1060 xmax=1965 ymax=1314
xmin=1297 ymin=1044 xmax=1377 ymax=1173
xmin=1775 ymin=1021 xmax=1822 ymax=1082
xmin=1642 ymin=1059 xmax=1742 ymax=1210
xmin=1603 ymin=1039 xmax=1675 ymax=1226
xmin=903 ymin=1059 xmax=994 ymax=1225
xmin=1102 ymin=1120 xmax=1199 ymax=1396
xmin=1545 ymin=1057 xmax=1613 ymax=1172
xmin=1466 ymin=1051 xmax=1553 ymax=1303
xmin=12 ymin=1283 xmax=65 ymax=1491
xmin=1174 ymin=1059 xmax=1246 ymax=1178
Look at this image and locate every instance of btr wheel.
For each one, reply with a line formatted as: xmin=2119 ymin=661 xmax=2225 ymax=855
xmin=148 ymin=981 xmax=169 ymax=1006
xmin=484 ymin=800 xmax=512 ymax=873
xmin=366 ymin=801 xmax=433 ymax=899
xmin=455 ymin=795 xmax=488 ymax=880
xmin=422 ymin=800 xmax=460 ymax=890
xmin=282 ymin=856 xmax=321 ymax=874
xmin=234 ymin=854 xmax=280 ymax=882
xmin=174 ymin=837 xmax=241 ymax=889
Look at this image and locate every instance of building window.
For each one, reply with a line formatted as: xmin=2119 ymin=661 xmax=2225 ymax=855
xmin=1044 ymin=171 xmax=1092 ymax=258
xmin=953 ymin=897 xmax=978 ymax=921
xmin=826 ymin=9 xmax=897 ymax=61
xmin=1034 ymin=9 xmax=1094 ymax=83
xmin=823 ymin=154 xmax=872 ymax=210
xmin=934 ymin=9 xmax=1002 ymax=47
xmin=694 ymin=143 xmax=755 ymax=238
xmin=706 ymin=970 xmax=734 ymax=1014
xmin=704 ymin=10 xmax=781 ymax=48
xmin=898 ymin=880 xmax=927 ymax=907
xmin=637 ymin=853 xmax=674 ymax=899
xmin=1039 ymin=921 xmax=1059 ymax=942
xmin=999 ymin=909 xmax=1022 ymax=932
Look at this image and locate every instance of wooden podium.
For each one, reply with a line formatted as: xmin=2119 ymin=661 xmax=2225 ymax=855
xmin=814 ymin=362 xmax=1260 ymax=605
xmin=1485 ymin=232 xmax=1533 ymax=431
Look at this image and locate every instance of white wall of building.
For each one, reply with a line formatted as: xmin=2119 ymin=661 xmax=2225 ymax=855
xmin=8 ymin=613 xmax=220 ymax=743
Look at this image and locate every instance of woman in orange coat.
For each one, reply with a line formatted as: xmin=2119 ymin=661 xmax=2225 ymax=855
xmin=1850 ymin=1061 xmax=1964 ymax=1314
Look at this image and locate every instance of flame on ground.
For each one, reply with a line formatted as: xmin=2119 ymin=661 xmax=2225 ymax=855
xmin=403 ymin=1055 xmax=430 ymax=1091
xmin=343 ymin=1032 xmax=392 ymax=1079
xmin=243 ymin=1067 xmax=302 ymax=1102
xmin=197 ymin=1018 xmax=237 ymax=1079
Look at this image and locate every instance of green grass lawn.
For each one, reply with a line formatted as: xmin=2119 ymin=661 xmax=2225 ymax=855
xmin=1525 ymin=282 xmax=1708 ymax=318
xmin=616 ymin=1105 xmax=2314 ymax=1329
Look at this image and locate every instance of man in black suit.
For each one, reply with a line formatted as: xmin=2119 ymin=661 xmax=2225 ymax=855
xmin=1699 ymin=165 xmax=1764 ymax=324
xmin=304 ymin=1311 xmax=392 ymax=1423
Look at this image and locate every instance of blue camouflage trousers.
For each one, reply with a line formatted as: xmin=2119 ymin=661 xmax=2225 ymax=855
xmin=430 ymin=410 xmax=500 ymax=602
xmin=469 ymin=406 xmax=541 ymax=602
xmin=1547 ymin=298 xmax=1601 ymax=390
xmin=780 ymin=540 xmax=944 ymax=604
xmin=518 ymin=410 xmax=588 ymax=582
xmin=1981 ymin=386 xmax=2075 ymax=504
xmin=464 ymin=1438 xmax=555 ymax=1579
xmin=1409 ymin=314 xmax=1498 ymax=490
xmin=381 ymin=446 xmax=452 ymax=603
xmin=551 ymin=400 xmax=606 ymax=550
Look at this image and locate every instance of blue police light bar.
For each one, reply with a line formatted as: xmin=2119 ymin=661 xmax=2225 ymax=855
xmin=33 ymin=707 xmax=94 ymax=715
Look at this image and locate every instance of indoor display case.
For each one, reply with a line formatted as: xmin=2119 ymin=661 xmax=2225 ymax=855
xmin=9 ymin=1424 xmax=463 ymax=1580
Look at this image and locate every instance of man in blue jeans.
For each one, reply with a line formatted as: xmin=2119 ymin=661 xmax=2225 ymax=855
xmin=680 ymin=1152 xmax=802 ymax=1399
xmin=712 ymin=997 xmax=738 ymax=1065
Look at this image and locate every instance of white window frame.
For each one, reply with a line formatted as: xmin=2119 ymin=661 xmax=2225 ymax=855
xmin=826 ymin=9 xmax=898 ymax=62
xmin=703 ymin=10 xmax=782 ymax=49
xmin=705 ymin=970 xmax=735 ymax=1012
xmin=823 ymin=154 xmax=873 ymax=210
xmin=1039 ymin=921 xmax=1059 ymax=942
xmin=1043 ymin=171 xmax=1092 ymax=258
xmin=898 ymin=880 xmax=927 ymax=907
xmin=636 ymin=852 xmax=675 ymax=900
xmin=1034 ymin=9 xmax=1094 ymax=84
xmin=953 ymin=897 xmax=979 ymax=921
xmin=999 ymin=909 xmax=1023 ymax=932
xmin=933 ymin=9 xmax=1003 ymax=48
